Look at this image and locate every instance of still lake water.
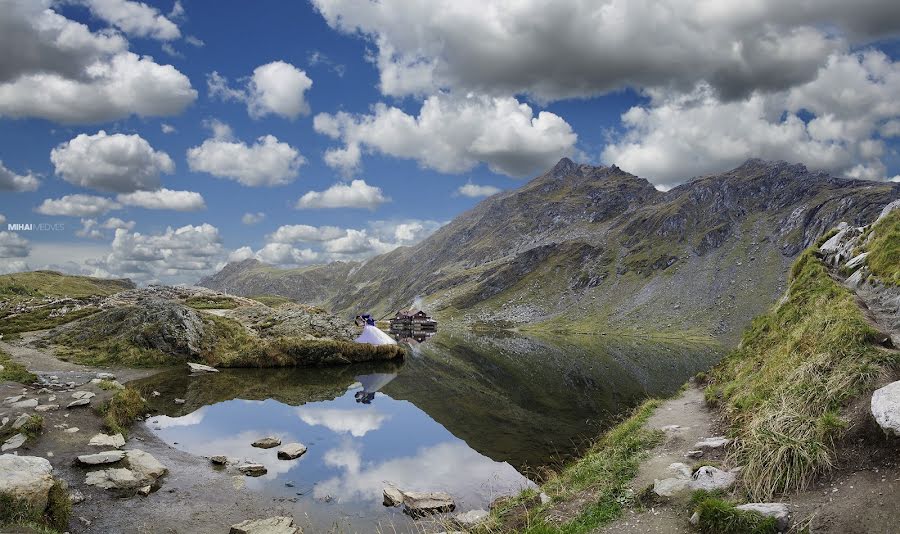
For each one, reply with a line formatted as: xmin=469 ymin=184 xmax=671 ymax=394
xmin=132 ymin=331 xmax=720 ymax=532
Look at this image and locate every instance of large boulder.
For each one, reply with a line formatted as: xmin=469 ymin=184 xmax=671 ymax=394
xmin=229 ymin=516 xmax=301 ymax=534
xmin=84 ymin=450 xmax=168 ymax=493
xmin=871 ymin=380 xmax=900 ymax=436
xmin=0 ymin=455 xmax=55 ymax=512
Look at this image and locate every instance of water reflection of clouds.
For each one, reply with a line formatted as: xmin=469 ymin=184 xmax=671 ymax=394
xmin=313 ymin=440 xmax=534 ymax=506
xmin=295 ymin=406 xmax=389 ymax=437
xmin=151 ymin=407 xmax=206 ymax=429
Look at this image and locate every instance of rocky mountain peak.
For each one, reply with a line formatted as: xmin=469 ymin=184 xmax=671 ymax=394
xmin=549 ymin=157 xmax=578 ymax=178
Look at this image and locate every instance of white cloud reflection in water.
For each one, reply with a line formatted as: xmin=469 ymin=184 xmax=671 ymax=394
xmin=295 ymin=404 xmax=389 ymax=437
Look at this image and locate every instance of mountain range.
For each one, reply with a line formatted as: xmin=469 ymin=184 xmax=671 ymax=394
xmin=200 ymin=158 xmax=899 ymax=342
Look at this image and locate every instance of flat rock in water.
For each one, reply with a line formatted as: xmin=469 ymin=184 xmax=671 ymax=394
xmin=735 ymin=503 xmax=790 ymax=531
xmin=871 ymin=380 xmax=900 ymax=436
xmin=0 ymin=455 xmax=55 ymax=512
xmin=85 ymin=468 xmax=140 ymax=491
xmin=454 ymin=509 xmax=490 ymax=528
xmin=2 ymin=433 xmax=27 ymax=451
xmin=277 ymin=443 xmax=307 ymax=460
xmin=210 ymin=455 xmax=228 ymax=465
xmin=694 ymin=436 xmax=731 ymax=449
xmin=252 ymin=436 xmax=281 ymax=449
xmin=125 ymin=449 xmax=168 ymax=482
xmin=238 ymin=464 xmax=267 ymax=477
xmin=229 ymin=516 xmax=301 ymax=534
xmin=402 ymin=491 xmax=456 ymax=517
xmin=67 ymin=398 xmax=91 ymax=408
xmin=71 ymin=391 xmax=95 ymax=400
xmin=77 ymin=451 xmax=127 ymax=465
xmin=383 ymin=486 xmax=404 ymax=507
xmin=188 ymin=362 xmax=219 ymax=373
xmin=89 ymin=433 xmax=126 ymax=448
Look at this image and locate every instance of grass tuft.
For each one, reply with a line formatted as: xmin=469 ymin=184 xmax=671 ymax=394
xmin=97 ymin=388 xmax=147 ymax=437
xmin=705 ymin=247 xmax=897 ymax=499
xmin=183 ymin=295 xmax=239 ymax=309
xmin=860 ymin=209 xmax=899 ymax=285
xmin=0 ymin=347 xmax=37 ymax=384
xmin=0 ymin=480 xmax=70 ymax=533
xmin=692 ymin=495 xmax=777 ymax=534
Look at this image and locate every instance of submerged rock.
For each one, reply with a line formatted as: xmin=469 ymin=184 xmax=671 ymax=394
xmin=454 ymin=509 xmax=490 ymax=528
xmin=871 ymin=381 xmax=900 ymax=436
xmin=252 ymin=436 xmax=281 ymax=449
xmin=277 ymin=443 xmax=307 ymax=460
xmin=735 ymin=503 xmax=790 ymax=531
xmin=0 ymin=455 xmax=55 ymax=512
xmin=229 ymin=516 xmax=301 ymax=534
xmin=238 ymin=464 xmax=267 ymax=477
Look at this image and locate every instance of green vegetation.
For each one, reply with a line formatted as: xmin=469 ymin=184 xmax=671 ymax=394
xmin=97 ymin=379 xmax=123 ymax=391
xmin=249 ymin=294 xmax=296 ymax=307
xmin=183 ymin=295 xmax=239 ymax=309
xmin=0 ymin=305 xmax=99 ymax=335
xmin=55 ymin=336 xmax=172 ymax=368
xmin=19 ymin=415 xmax=44 ymax=440
xmin=690 ymin=491 xmax=777 ymax=534
xmin=0 ymin=270 xmax=131 ymax=300
xmin=704 ymin=248 xmax=896 ymax=499
xmin=0 ymin=481 xmax=70 ymax=533
xmin=202 ymin=315 xmax=405 ymax=367
xmin=485 ymin=400 xmax=663 ymax=533
xmin=0 ymin=347 xmax=36 ymax=384
xmin=97 ymin=388 xmax=147 ymax=437
xmin=861 ymin=210 xmax=899 ymax=285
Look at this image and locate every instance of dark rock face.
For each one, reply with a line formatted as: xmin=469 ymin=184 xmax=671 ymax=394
xmin=53 ymin=299 xmax=206 ymax=358
xmin=200 ymin=159 xmax=900 ymax=342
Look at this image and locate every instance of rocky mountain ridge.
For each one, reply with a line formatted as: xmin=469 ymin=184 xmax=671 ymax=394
xmin=201 ymin=159 xmax=900 ymax=342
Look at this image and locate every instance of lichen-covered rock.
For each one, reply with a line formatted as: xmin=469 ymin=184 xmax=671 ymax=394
xmin=0 ymin=455 xmax=55 ymax=512
xmin=872 ymin=380 xmax=900 ymax=436
xmin=402 ymin=491 xmax=456 ymax=517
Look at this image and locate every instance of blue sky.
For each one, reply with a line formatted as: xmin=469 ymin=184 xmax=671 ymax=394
xmin=1 ymin=0 xmax=899 ymax=283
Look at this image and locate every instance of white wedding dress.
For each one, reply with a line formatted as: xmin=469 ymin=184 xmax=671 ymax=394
xmin=354 ymin=324 xmax=397 ymax=345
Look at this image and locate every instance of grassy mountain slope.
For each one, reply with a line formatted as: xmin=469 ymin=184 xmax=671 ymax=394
xmin=201 ymin=159 xmax=899 ymax=342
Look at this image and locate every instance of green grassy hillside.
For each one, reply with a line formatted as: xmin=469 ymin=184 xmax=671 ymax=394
xmin=0 ymin=270 xmax=133 ymax=300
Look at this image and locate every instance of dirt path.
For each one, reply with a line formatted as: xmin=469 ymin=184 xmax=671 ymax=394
xmin=594 ymin=386 xmax=725 ymax=534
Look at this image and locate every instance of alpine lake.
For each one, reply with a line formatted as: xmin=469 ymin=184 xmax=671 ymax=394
xmin=130 ymin=331 xmax=721 ymax=532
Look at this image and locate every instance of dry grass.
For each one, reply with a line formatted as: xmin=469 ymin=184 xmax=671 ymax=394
xmin=705 ymin=248 xmax=897 ymax=499
xmin=861 ymin=209 xmax=900 ymax=285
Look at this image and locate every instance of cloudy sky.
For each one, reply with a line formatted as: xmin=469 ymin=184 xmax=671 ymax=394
xmin=1 ymin=0 xmax=899 ymax=284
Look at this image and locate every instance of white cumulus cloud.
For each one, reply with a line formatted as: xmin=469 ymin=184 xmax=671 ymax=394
xmin=116 ymin=189 xmax=206 ymax=211
xmin=314 ymin=93 xmax=576 ymax=177
xmin=602 ymin=51 xmax=900 ymax=187
xmin=0 ymin=232 xmax=30 ymax=258
xmin=0 ymin=160 xmax=39 ymax=192
xmin=35 ymin=194 xmax=122 ymax=217
xmin=267 ymin=224 xmax=347 ymax=243
xmin=51 ymin=131 xmax=174 ymax=193
xmin=208 ymin=61 xmax=313 ymax=120
xmin=296 ymin=180 xmax=389 ymax=209
xmin=457 ymin=181 xmax=501 ymax=198
xmin=81 ymin=0 xmax=181 ymax=41
xmin=187 ymin=125 xmax=305 ymax=187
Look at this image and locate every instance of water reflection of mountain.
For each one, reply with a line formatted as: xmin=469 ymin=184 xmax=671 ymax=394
xmin=132 ymin=331 xmax=720 ymax=475
xmin=381 ymin=332 xmax=721 ymax=473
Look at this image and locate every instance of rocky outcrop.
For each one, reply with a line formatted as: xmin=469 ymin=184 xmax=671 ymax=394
xmin=401 ymin=491 xmax=456 ymax=517
xmin=83 ymin=449 xmax=167 ymax=494
xmin=871 ymin=381 xmax=900 ymax=436
xmin=0 ymin=454 xmax=55 ymax=512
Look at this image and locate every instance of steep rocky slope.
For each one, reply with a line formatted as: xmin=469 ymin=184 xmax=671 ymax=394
xmin=201 ymin=159 xmax=899 ymax=342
